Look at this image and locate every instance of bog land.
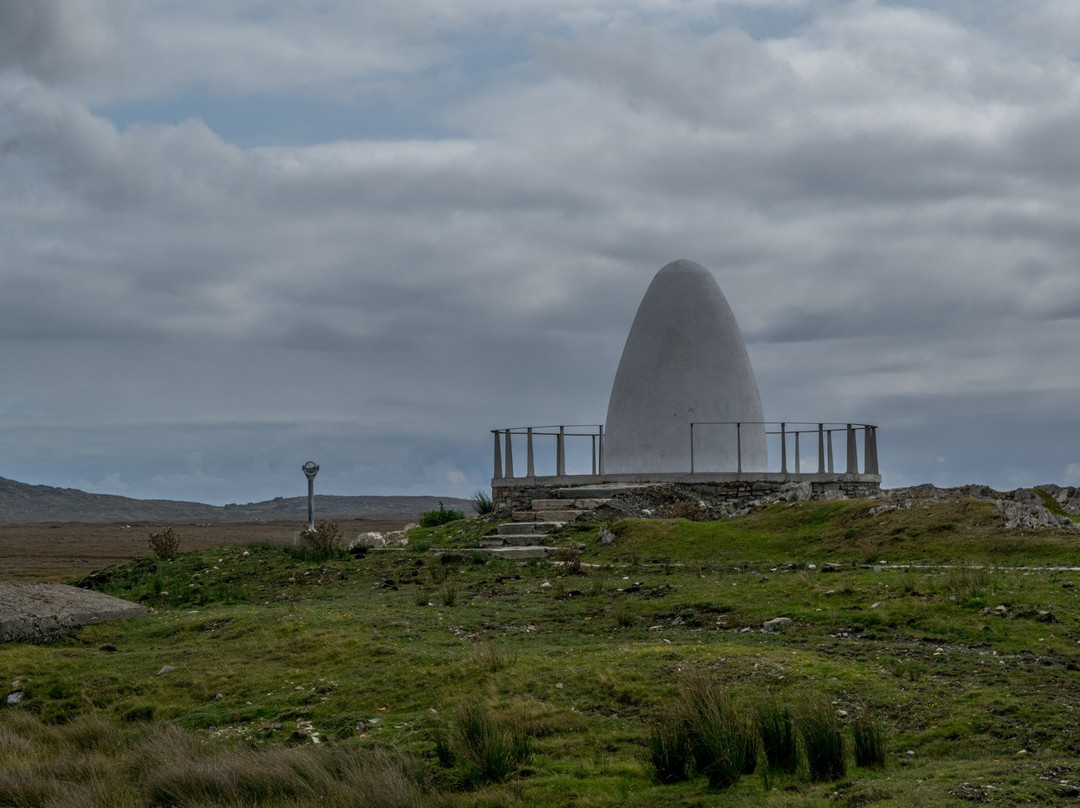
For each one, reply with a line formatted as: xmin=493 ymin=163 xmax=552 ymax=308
xmin=4 ymin=495 xmax=1080 ymax=806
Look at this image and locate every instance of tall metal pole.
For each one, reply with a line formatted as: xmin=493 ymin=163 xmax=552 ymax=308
xmin=302 ymin=461 xmax=319 ymax=531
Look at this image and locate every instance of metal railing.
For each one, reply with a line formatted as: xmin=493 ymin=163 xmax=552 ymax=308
xmin=689 ymin=422 xmax=878 ymax=475
xmin=491 ymin=421 xmax=879 ymax=479
xmin=491 ymin=425 xmax=604 ymax=479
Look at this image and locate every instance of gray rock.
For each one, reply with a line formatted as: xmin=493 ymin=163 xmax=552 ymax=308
xmin=762 ymin=617 xmax=793 ymax=632
xmin=0 ymin=584 xmax=146 ymax=644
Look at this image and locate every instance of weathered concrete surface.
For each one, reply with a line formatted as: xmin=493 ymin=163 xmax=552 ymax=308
xmin=0 ymin=583 xmax=146 ymax=644
xmin=604 ymin=260 xmax=767 ymax=474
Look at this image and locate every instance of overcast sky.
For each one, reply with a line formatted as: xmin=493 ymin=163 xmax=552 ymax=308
xmin=2 ymin=0 xmax=1080 ymax=505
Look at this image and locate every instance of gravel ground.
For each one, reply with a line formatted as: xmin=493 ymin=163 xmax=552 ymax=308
xmin=0 ymin=583 xmax=146 ymax=644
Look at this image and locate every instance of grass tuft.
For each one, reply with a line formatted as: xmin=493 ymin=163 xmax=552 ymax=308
xmin=757 ymin=698 xmax=800 ymax=775
xmin=800 ymin=698 xmax=847 ymax=783
xmin=644 ymin=712 xmax=691 ymax=784
xmin=441 ymin=703 xmax=532 ymax=789
xmin=680 ymin=671 xmax=749 ymax=789
xmin=852 ymin=710 xmax=888 ymax=770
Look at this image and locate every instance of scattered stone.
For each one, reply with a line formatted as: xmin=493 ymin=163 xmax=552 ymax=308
xmin=994 ymin=605 xmax=1008 ymax=617
xmin=762 ymin=617 xmax=793 ymax=632
xmin=6 ymin=691 xmax=23 ymax=705
xmin=157 ymin=665 xmax=175 ymax=676
xmin=598 ymin=529 xmax=615 ymax=545
xmin=214 ymin=693 xmax=224 ymax=701
xmin=348 ymin=530 xmax=410 ymax=550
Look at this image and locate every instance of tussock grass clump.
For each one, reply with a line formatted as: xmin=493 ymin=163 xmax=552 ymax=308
xmin=852 ymin=710 xmax=888 ymax=770
xmin=800 ymin=699 xmax=847 ymax=782
xmin=471 ymin=640 xmax=517 ymax=673
xmin=757 ymin=698 xmax=799 ymax=775
xmin=470 ymin=489 xmax=495 ymax=515
xmin=680 ymin=671 xmax=751 ymax=789
xmin=0 ymin=713 xmax=423 ymax=808
xmin=440 ymin=581 xmax=458 ymax=607
xmin=611 ymin=601 xmax=635 ymax=628
xmin=644 ymin=712 xmax=691 ymax=784
xmin=439 ymin=703 xmax=532 ymax=789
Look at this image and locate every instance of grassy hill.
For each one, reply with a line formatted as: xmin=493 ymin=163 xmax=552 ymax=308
xmin=0 ymin=475 xmax=470 ymax=522
xmin=4 ymin=496 xmax=1080 ymax=806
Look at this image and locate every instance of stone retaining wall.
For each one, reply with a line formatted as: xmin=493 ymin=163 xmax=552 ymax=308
xmin=492 ymin=475 xmax=880 ymax=512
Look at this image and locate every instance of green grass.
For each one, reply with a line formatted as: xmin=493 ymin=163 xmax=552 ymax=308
xmin=4 ymin=499 xmax=1080 ymax=805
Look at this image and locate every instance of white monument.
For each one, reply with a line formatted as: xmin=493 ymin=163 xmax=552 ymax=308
xmin=603 ymin=259 xmax=767 ymax=473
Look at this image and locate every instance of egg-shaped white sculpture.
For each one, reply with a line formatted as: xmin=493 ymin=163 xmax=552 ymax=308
xmin=604 ymin=259 xmax=767 ymax=473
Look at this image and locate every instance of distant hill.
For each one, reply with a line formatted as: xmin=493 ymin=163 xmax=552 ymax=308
xmin=0 ymin=477 xmax=473 ymax=523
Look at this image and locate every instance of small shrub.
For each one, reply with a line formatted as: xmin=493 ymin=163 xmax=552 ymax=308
xmin=553 ymin=545 xmax=582 ymax=574
xmin=148 ymin=527 xmax=180 ymax=559
xmin=852 ymin=711 xmax=887 ymax=770
xmin=800 ymin=699 xmax=847 ymax=782
xmin=299 ymin=521 xmax=343 ymax=559
xmin=470 ymin=490 xmax=495 ymax=515
xmin=420 ymin=502 xmax=465 ymax=528
xmin=757 ymin=699 xmax=799 ymax=775
xmin=644 ymin=713 xmax=691 ymax=784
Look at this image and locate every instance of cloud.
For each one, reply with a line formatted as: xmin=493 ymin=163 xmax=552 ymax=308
xmin=3 ymin=1 xmax=1080 ymax=501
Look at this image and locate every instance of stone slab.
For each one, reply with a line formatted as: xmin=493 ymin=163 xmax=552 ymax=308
xmin=0 ymin=583 xmax=147 ymax=644
xmin=479 ymin=546 xmax=553 ymax=559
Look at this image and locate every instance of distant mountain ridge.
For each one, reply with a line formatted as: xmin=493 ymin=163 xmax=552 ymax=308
xmin=0 ymin=477 xmax=472 ymax=523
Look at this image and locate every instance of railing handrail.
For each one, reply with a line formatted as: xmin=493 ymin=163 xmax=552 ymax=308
xmin=494 ymin=424 xmax=603 ymax=434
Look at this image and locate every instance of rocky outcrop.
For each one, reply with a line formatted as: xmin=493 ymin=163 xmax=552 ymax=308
xmin=0 ymin=584 xmax=146 ymax=644
xmin=577 ymin=481 xmax=1080 ymax=531
xmin=873 ymin=484 xmax=1080 ymax=531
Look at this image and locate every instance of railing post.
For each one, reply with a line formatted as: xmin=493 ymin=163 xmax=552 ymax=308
xmin=556 ymin=426 xmax=566 ymax=477
xmin=817 ymin=423 xmax=825 ymax=473
xmin=795 ymin=431 xmax=801 ymax=474
xmin=526 ymin=427 xmax=535 ymax=477
xmin=493 ymin=430 xmax=503 ymax=479
xmin=827 ymin=430 xmax=834 ymax=474
xmin=598 ymin=425 xmax=604 ymax=475
xmin=780 ymin=422 xmax=788 ymax=474
xmin=846 ymin=424 xmax=857 ymax=474
xmin=736 ymin=422 xmax=742 ymax=474
xmin=591 ymin=434 xmax=597 ymax=475
xmin=690 ymin=423 xmax=695 ymax=473
xmin=865 ymin=426 xmax=879 ymax=475
xmin=504 ymin=430 xmax=514 ymax=478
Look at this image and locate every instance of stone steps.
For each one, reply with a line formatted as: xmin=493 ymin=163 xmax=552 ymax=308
xmin=478 ymin=486 xmax=618 ymax=557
